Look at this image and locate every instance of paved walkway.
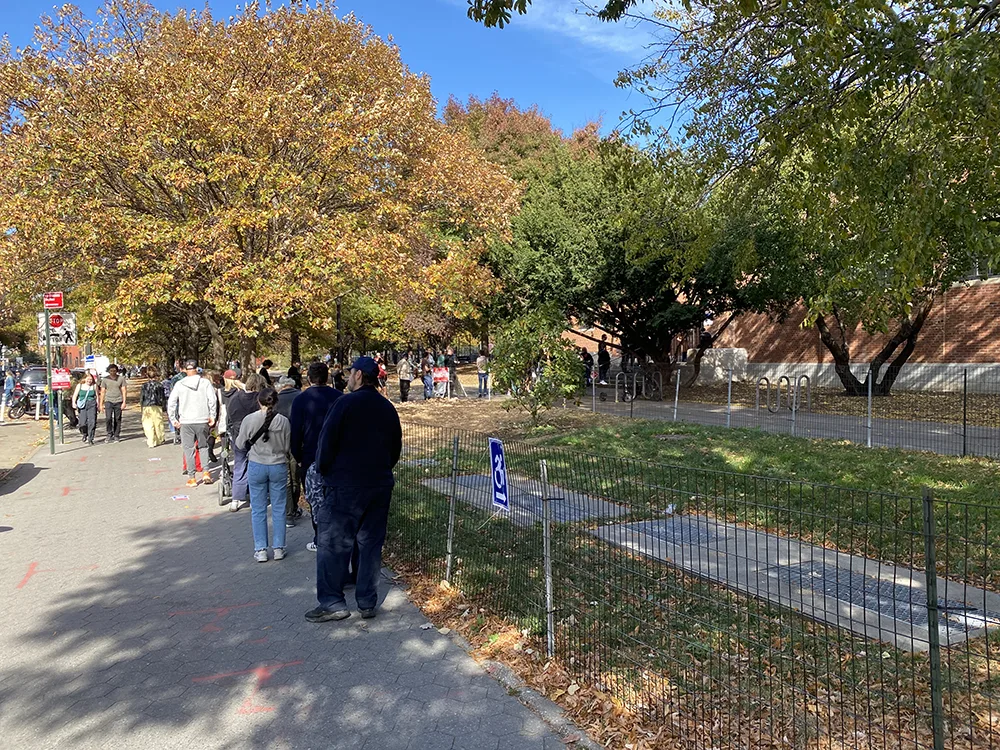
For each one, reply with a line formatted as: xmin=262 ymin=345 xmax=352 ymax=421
xmin=0 ymin=413 xmax=568 ymax=749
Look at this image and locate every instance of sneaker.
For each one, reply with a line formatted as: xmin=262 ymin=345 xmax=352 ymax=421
xmin=285 ymin=519 xmax=296 ymax=528
xmin=359 ymin=608 xmax=377 ymax=619
xmin=599 ymin=380 xmax=608 ymax=385
xmin=201 ymin=471 xmax=213 ymax=485
xmin=306 ymin=542 xmax=317 ymax=552
xmin=273 ymin=547 xmax=286 ymax=561
xmin=230 ymin=499 xmax=248 ymax=513
xmin=304 ymin=607 xmax=350 ymax=623
xmin=254 ymin=549 xmax=268 ymax=563
xmin=186 ymin=478 xmax=198 ymax=488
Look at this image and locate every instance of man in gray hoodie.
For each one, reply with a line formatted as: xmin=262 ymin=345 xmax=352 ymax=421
xmin=167 ymin=359 xmax=218 ymax=488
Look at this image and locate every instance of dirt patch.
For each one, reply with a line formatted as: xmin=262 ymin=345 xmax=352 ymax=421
xmin=395 ymin=398 xmax=611 ymax=438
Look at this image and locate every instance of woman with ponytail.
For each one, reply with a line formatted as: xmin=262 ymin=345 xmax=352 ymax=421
xmin=235 ymin=386 xmax=292 ymax=562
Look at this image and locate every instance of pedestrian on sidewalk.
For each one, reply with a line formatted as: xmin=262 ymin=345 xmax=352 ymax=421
xmin=276 ymin=376 xmax=302 ymax=527
xmin=397 ymin=349 xmax=414 ymax=403
xmin=306 ymin=356 xmax=402 ymax=623
xmin=236 ymin=387 xmax=291 ymax=562
xmin=597 ymin=341 xmax=611 ymax=385
xmin=223 ymin=372 xmax=264 ymax=511
xmin=422 ymin=351 xmax=434 ymax=400
xmin=3 ymin=368 xmax=14 ymax=406
xmin=72 ymin=373 xmax=99 ymax=444
xmin=476 ymin=349 xmax=490 ymax=398
xmin=167 ymin=359 xmax=217 ymax=488
xmin=291 ymin=362 xmax=343 ymax=553
xmin=259 ymin=359 xmax=274 ymax=386
xmin=140 ymin=365 xmax=166 ymax=448
xmin=99 ymin=364 xmax=128 ymax=443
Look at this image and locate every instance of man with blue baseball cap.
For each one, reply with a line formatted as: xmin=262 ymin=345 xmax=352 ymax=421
xmin=306 ymin=356 xmax=402 ymax=622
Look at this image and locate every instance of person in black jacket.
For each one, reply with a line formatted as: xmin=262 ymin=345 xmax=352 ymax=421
xmin=259 ymin=360 xmax=274 ymax=386
xmin=306 ymin=357 xmax=402 ymax=623
xmin=222 ymin=372 xmax=265 ymax=511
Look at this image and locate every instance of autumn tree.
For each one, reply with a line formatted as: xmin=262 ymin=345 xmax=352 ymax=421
xmin=0 ymin=0 xmax=517 ymax=368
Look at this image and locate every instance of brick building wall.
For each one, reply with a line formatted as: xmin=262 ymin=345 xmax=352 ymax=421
xmin=713 ymin=280 xmax=1000 ymax=365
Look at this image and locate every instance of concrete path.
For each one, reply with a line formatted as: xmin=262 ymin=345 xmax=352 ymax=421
xmin=0 ymin=413 xmax=569 ymax=749
xmin=585 ymin=393 xmax=1000 ymax=458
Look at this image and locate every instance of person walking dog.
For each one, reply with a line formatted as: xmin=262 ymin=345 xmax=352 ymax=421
xmin=306 ymin=357 xmax=402 ymax=623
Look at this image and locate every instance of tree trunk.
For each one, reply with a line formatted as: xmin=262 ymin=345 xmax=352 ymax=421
xmin=290 ymin=330 xmax=300 ymax=365
xmin=816 ymin=299 xmax=934 ymax=396
xmin=683 ymin=313 xmax=737 ymax=388
xmin=239 ymin=337 xmax=256 ymax=375
xmin=203 ymin=308 xmax=227 ymax=371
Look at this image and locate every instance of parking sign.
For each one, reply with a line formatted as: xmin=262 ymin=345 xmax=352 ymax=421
xmin=488 ymin=438 xmax=509 ymax=510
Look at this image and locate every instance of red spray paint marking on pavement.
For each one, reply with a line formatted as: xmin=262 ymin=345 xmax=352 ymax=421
xmin=16 ymin=562 xmax=99 ymax=589
xmin=246 ymin=637 xmax=269 ymax=645
xmin=192 ymin=661 xmax=303 ymax=714
xmin=78 ymin=456 xmax=87 ymax=463
xmin=60 ymin=487 xmax=80 ymax=497
xmin=164 ymin=514 xmax=212 ymax=523
xmin=168 ymin=602 xmax=261 ymax=632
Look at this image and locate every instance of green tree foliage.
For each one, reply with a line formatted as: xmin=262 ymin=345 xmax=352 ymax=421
xmin=465 ymin=0 xmax=636 ymax=27
xmin=490 ymin=308 xmax=583 ymax=423
xmin=614 ymin=0 xmax=1000 ymax=393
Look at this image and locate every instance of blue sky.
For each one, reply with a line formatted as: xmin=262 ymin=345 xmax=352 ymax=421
xmin=0 ymin=0 xmax=658 ymax=136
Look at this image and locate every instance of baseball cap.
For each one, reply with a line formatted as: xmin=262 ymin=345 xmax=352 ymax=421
xmin=184 ymin=359 xmax=198 ymax=370
xmin=223 ymin=369 xmax=237 ymax=379
xmin=350 ymin=356 xmax=379 ymax=377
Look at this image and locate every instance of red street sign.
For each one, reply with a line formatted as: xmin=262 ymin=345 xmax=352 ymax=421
xmin=52 ymin=368 xmax=72 ymax=390
xmin=43 ymin=292 xmax=64 ymax=309
xmin=48 ymin=314 xmax=64 ymax=328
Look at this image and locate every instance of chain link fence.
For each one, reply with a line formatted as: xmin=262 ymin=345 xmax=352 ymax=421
xmin=389 ymin=423 xmax=1000 ymax=749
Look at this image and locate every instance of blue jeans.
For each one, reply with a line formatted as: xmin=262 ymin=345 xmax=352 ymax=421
xmin=315 ymin=484 xmax=392 ymax=611
xmin=478 ymin=373 xmax=489 ymax=397
xmin=423 ymin=374 xmax=433 ymax=399
xmin=248 ymin=461 xmax=288 ymax=551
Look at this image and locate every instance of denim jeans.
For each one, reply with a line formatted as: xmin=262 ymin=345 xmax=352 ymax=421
xmin=315 ymin=484 xmax=392 ymax=611
xmin=232 ymin=443 xmax=250 ymax=502
xmin=423 ymin=374 xmax=433 ymax=399
xmin=248 ymin=461 xmax=288 ymax=551
xmin=478 ymin=373 xmax=489 ymax=398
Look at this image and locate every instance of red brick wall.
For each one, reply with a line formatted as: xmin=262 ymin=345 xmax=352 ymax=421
xmin=713 ymin=281 xmax=1000 ymax=364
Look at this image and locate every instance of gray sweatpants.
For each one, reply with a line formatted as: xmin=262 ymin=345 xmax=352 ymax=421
xmin=180 ymin=422 xmax=210 ymax=478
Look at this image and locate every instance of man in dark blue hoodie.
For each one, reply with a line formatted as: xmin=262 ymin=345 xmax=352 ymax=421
xmin=306 ymin=357 xmax=402 ymax=623
xmin=289 ymin=363 xmax=342 ymax=548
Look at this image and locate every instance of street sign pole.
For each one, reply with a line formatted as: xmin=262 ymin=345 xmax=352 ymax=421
xmin=45 ymin=313 xmax=55 ymax=455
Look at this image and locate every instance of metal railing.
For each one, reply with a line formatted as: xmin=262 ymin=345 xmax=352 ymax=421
xmin=390 ymin=424 xmax=1000 ymax=750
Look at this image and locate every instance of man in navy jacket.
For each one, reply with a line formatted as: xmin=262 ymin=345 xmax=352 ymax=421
xmin=306 ymin=357 xmax=402 ymax=622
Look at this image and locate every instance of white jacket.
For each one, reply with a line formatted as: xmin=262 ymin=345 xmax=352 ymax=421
xmin=167 ymin=375 xmax=218 ymax=425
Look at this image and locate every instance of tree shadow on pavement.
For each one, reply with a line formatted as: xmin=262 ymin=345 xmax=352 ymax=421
xmin=0 ymin=511 xmax=520 ymax=750
xmin=0 ymin=463 xmax=46 ymax=497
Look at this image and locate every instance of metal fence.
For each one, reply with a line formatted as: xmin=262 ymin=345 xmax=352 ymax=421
xmin=581 ymin=364 xmax=1000 ymax=459
xmin=389 ymin=423 xmax=1000 ymax=750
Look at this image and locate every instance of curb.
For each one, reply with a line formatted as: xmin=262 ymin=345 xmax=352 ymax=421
xmin=386 ymin=570 xmax=604 ymax=749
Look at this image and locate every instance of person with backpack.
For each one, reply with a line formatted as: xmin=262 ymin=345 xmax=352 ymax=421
xmin=140 ymin=365 xmax=167 ymax=448
xmin=222 ymin=372 xmax=265 ymax=512
xmin=167 ymin=359 xmax=218 ymax=488
xmin=236 ymin=387 xmax=291 ymax=562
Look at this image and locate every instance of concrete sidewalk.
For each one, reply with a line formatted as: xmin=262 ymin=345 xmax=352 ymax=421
xmin=0 ymin=413 xmax=570 ymax=749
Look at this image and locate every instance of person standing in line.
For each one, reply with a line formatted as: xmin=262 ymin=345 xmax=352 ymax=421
xmin=290 ymin=362 xmax=343 ymax=553
xmin=98 ymin=364 xmax=128 ymax=443
xmin=72 ymin=373 xmax=99 ymax=444
xmin=140 ymin=365 xmax=166 ymax=448
xmin=581 ymin=347 xmax=594 ymax=387
xmin=259 ymin=359 xmax=274 ymax=386
xmin=396 ymin=349 xmax=414 ymax=403
xmin=306 ymin=357 xmax=402 ymax=623
xmin=3 ymin=368 xmax=14 ymax=408
xmin=287 ymin=361 xmax=303 ymax=390
xmin=597 ymin=341 xmax=611 ymax=386
xmin=236 ymin=387 xmax=291 ymax=562
xmin=167 ymin=359 xmax=217 ymax=488
xmin=222 ymin=372 xmax=264 ymax=512
xmin=275 ymin=376 xmax=302 ymax=528
xmin=444 ymin=347 xmax=459 ymax=398
xmin=422 ymin=351 xmax=434 ymax=400
xmin=476 ymin=349 xmax=489 ymax=398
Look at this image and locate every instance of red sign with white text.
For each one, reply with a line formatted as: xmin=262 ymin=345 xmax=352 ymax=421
xmin=52 ymin=368 xmax=72 ymax=390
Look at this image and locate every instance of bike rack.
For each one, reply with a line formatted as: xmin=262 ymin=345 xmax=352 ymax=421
xmin=641 ymin=371 xmax=664 ymax=401
xmin=614 ymin=372 xmax=628 ymax=403
xmin=756 ymin=374 xmax=812 ymax=414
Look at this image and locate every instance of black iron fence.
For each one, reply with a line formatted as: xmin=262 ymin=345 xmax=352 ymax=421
xmin=580 ymin=364 xmax=1000 ymax=459
xmin=389 ymin=423 xmax=1000 ymax=750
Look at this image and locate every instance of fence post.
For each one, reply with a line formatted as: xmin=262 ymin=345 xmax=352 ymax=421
xmin=540 ymin=459 xmax=555 ymax=659
xmin=0 ymin=391 xmax=6 ymax=423
xmin=962 ymin=369 xmax=968 ymax=457
xmin=921 ymin=488 xmax=946 ymax=750
xmin=34 ymin=394 xmax=41 ymax=421
xmin=791 ymin=379 xmax=797 ymax=437
xmin=444 ymin=436 xmax=460 ymax=584
xmin=592 ymin=376 xmax=596 ymax=413
xmin=673 ymin=369 xmax=681 ymax=422
xmin=57 ymin=391 xmax=64 ymax=445
xmin=866 ymin=366 xmax=873 ymax=448
xmin=726 ymin=368 xmax=733 ymax=428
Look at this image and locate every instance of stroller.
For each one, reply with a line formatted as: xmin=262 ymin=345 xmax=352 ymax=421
xmin=217 ymin=432 xmax=234 ymax=506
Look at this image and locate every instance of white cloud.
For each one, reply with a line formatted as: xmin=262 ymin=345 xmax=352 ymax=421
xmin=515 ymin=0 xmax=654 ymax=56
